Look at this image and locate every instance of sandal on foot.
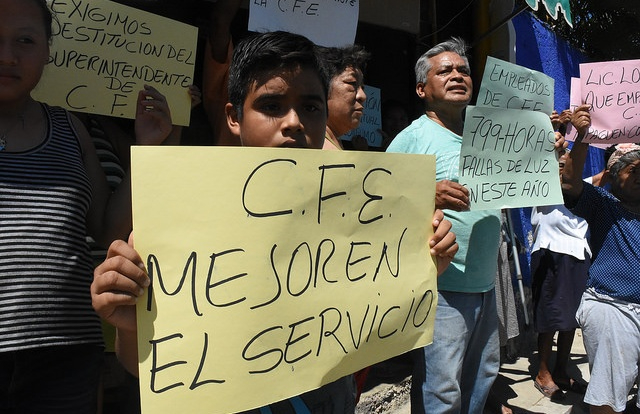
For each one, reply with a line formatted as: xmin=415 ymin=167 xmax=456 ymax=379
xmin=555 ymin=378 xmax=588 ymax=395
xmin=534 ymin=380 xmax=566 ymax=402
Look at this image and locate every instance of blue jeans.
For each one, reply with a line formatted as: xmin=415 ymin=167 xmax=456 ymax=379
xmin=411 ymin=289 xmax=500 ymax=414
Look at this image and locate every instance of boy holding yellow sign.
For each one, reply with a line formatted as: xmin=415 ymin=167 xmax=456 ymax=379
xmin=92 ymin=30 xmax=458 ymax=413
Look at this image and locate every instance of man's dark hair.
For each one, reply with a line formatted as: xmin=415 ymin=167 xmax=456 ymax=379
xmin=316 ymin=44 xmax=371 ymax=82
xmin=228 ymin=31 xmax=329 ymax=119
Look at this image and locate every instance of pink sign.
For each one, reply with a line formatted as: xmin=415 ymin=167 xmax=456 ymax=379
xmin=579 ymin=59 xmax=640 ymax=144
xmin=567 ymin=77 xmax=608 ymax=148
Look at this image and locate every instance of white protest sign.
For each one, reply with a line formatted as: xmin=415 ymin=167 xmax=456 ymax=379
xmin=248 ymin=0 xmax=359 ymax=47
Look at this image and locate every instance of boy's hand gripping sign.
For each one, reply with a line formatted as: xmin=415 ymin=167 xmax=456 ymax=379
xmin=131 ymin=147 xmax=438 ymax=414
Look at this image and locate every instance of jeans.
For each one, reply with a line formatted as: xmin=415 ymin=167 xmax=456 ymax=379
xmin=411 ymin=289 xmax=500 ymax=414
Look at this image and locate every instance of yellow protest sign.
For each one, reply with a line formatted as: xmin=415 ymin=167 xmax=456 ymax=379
xmin=131 ymin=147 xmax=437 ymax=414
xmin=34 ymin=0 xmax=197 ymax=126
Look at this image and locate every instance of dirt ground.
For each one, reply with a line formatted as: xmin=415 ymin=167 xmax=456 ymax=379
xmin=355 ymin=377 xmax=411 ymax=414
xmin=355 ymin=355 xmax=413 ymax=414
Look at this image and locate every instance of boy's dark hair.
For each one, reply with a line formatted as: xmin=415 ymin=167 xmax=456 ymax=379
xmin=228 ymin=31 xmax=329 ymax=119
xmin=317 ymin=44 xmax=370 ymax=82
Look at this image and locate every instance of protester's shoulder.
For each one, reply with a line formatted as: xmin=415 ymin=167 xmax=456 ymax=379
xmin=386 ymin=115 xmax=429 ymax=154
xmin=533 ymin=203 xmax=572 ymax=217
xmin=581 ymin=181 xmax=615 ymax=203
xmin=570 ymin=181 xmax=616 ymax=217
xmin=41 ymin=103 xmax=84 ymax=136
xmin=38 ymin=102 xmax=67 ymax=119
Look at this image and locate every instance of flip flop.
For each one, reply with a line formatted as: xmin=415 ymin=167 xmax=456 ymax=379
xmin=534 ymin=380 xmax=566 ymax=402
xmin=555 ymin=378 xmax=588 ymax=395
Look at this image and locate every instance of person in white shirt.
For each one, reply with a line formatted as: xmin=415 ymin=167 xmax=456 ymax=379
xmin=530 ymin=151 xmax=590 ymax=400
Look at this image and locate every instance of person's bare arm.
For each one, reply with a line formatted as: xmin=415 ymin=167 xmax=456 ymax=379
xmin=203 ymin=0 xmax=241 ymax=145
xmin=562 ymin=104 xmax=591 ymax=202
xmin=207 ymin=0 xmax=241 ymax=63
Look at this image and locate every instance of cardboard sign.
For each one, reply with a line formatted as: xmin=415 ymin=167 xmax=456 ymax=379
xmin=566 ymin=77 xmax=608 ymax=148
xmin=248 ymin=0 xmax=359 ymax=47
xmin=131 ymin=146 xmax=437 ymax=414
xmin=459 ymin=106 xmax=563 ymax=210
xmin=579 ymin=59 xmax=640 ymax=144
xmin=477 ymin=56 xmax=555 ymax=115
xmin=34 ymin=0 xmax=197 ymax=126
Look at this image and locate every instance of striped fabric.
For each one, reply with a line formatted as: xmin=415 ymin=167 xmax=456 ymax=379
xmin=0 ymin=104 xmax=103 ymax=352
xmin=85 ymin=116 xmax=125 ymax=190
xmin=83 ymin=116 xmax=126 ymax=264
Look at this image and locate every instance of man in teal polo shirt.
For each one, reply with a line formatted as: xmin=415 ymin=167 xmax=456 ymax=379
xmin=387 ymin=37 xmax=501 ymax=414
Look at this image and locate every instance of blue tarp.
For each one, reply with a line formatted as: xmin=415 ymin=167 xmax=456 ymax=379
xmin=510 ymin=11 xmax=604 ymax=285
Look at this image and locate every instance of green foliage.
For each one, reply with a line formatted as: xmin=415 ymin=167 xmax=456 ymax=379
xmin=528 ymin=0 xmax=640 ymax=61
